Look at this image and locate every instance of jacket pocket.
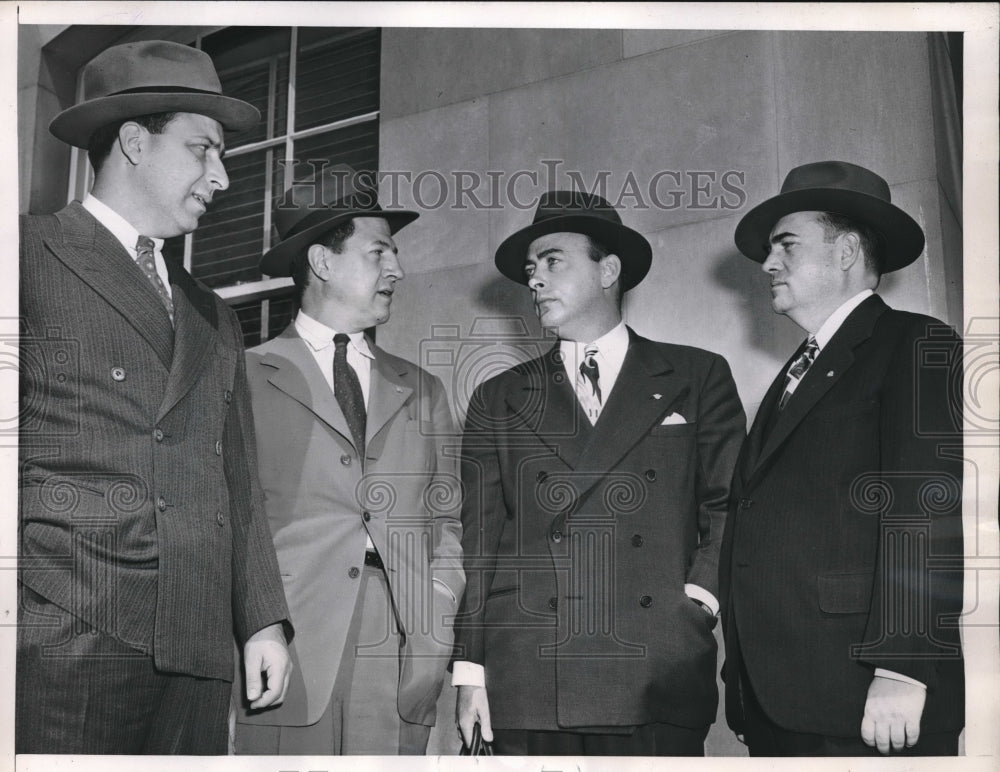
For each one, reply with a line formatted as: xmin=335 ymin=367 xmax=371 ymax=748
xmin=817 ymin=571 xmax=874 ymax=614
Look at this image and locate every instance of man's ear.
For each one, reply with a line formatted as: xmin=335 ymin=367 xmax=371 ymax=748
xmin=600 ymin=253 xmax=622 ymax=289
xmin=838 ymin=231 xmax=863 ymax=272
xmin=306 ymin=243 xmax=329 ymax=282
xmin=118 ymin=122 xmax=145 ymax=166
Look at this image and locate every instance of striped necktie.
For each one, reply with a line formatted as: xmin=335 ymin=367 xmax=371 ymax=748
xmin=576 ymin=344 xmax=602 ymax=424
xmin=135 ymin=235 xmax=174 ymax=323
xmin=778 ymin=337 xmax=820 ymax=410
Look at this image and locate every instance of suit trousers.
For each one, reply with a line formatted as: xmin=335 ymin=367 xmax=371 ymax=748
xmin=16 ymin=587 xmax=230 ymax=754
xmin=492 ymin=723 xmax=709 ymax=756
xmin=235 ymin=565 xmax=431 ymax=755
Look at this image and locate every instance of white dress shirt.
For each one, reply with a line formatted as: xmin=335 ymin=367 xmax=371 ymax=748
xmin=82 ymin=194 xmax=172 ymax=299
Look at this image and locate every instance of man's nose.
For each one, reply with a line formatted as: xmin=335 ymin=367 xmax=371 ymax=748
xmin=207 ymin=155 xmax=230 ymax=191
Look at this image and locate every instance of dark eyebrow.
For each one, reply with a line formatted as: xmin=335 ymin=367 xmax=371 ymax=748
xmin=769 ymin=231 xmax=797 ymax=244
xmin=194 ymin=134 xmax=226 ymax=158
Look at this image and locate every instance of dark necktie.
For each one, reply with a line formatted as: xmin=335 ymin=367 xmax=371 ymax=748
xmin=778 ymin=337 xmax=820 ymax=411
xmin=333 ymin=333 xmax=367 ymax=458
xmin=135 ymin=235 xmax=174 ymax=323
xmin=579 ymin=344 xmax=602 ymax=404
xmin=576 ymin=344 xmax=602 ymax=425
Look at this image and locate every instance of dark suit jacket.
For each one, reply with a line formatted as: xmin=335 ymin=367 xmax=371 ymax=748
xmin=720 ymin=294 xmax=964 ymax=738
xmin=453 ymin=328 xmax=746 ymax=731
xmin=18 ymin=202 xmax=291 ymax=682
xmin=236 ymin=325 xmax=464 ymax=727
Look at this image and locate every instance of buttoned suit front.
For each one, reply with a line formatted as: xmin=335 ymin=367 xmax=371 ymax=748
xmin=18 ymin=203 xmax=290 ymax=691
xmin=235 ymin=324 xmax=465 ymax=730
xmin=453 ymin=328 xmax=745 ymax=731
xmin=720 ymin=295 xmax=965 ymax=740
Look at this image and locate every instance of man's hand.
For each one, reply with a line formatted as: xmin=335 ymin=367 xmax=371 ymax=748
xmin=456 ymin=685 xmax=493 ymax=747
xmin=244 ymin=623 xmax=293 ymax=710
xmin=860 ymin=675 xmax=926 ymax=754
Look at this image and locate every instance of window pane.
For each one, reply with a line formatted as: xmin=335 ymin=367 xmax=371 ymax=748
xmin=232 ymin=297 xmax=264 ymax=348
xmin=202 ymin=27 xmax=291 ymax=146
xmin=267 ymin=290 xmax=299 ymax=341
xmin=295 ymin=28 xmax=380 ymax=131
xmin=294 ymin=121 xmax=378 ymax=178
xmin=191 ymin=147 xmax=276 ymax=287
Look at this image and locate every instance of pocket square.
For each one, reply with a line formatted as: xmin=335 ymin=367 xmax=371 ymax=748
xmin=660 ymin=412 xmax=687 ymax=425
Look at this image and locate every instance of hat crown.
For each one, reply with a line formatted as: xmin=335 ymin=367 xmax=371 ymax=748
xmin=273 ymin=163 xmax=382 ymax=240
xmin=532 ymin=190 xmax=624 ymax=227
xmin=781 ymin=160 xmax=892 ymax=203
xmin=82 ymin=41 xmax=224 ymax=101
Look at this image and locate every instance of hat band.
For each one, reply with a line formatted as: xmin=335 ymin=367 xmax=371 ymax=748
xmin=283 ymin=197 xmax=385 ymax=240
xmin=107 ymin=85 xmax=224 ymax=97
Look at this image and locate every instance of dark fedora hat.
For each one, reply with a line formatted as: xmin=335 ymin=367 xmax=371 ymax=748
xmin=494 ymin=190 xmax=652 ymax=291
xmin=260 ymin=163 xmax=418 ymax=277
xmin=49 ymin=40 xmax=260 ymax=148
xmin=735 ymin=160 xmax=924 ymax=273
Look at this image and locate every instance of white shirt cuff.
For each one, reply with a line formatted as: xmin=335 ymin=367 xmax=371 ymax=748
xmin=684 ymin=583 xmax=719 ymax=616
xmin=451 ymin=660 xmax=485 ymax=687
xmin=874 ymin=668 xmax=926 ymax=689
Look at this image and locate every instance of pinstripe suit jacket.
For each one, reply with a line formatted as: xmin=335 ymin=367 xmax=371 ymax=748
xmin=18 ymin=202 xmax=291 ymax=682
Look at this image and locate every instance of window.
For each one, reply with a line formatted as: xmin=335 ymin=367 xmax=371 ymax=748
xmin=105 ymin=26 xmax=381 ymax=347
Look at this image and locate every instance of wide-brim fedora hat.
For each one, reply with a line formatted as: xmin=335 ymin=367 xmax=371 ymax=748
xmin=49 ymin=40 xmax=260 ymax=148
xmin=495 ymin=190 xmax=652 ymax=291
xmin=735 ymin=160 xmax=924 ymax=273
xmin=260 ymin=163 xmax=418 ymax=277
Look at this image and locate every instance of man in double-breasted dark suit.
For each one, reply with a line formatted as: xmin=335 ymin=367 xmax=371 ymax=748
xmin=17 ymin=41 xmax=292 ymax=754
xmin=720 ymin=160 xmax=965 ymax=756
xmin=452 ymin=191 xmax=746 ymax=755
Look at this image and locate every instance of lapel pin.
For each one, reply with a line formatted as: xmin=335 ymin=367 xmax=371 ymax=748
xmin=652 ymin=393 xmax=662 ymax=400
xmin=395 ymin=386 xmax=403 ymax=393
xmin=826 ymin=370 xmax=834 ymax=377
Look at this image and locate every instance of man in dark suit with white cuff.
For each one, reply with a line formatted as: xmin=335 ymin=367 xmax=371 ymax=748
xmin=18 ymin=40 xmax=292 ymax=754
xmin=720 ymin=160 xmax=965 ymax=756
xmin=452 ymin=191 xmax=746 ymax=755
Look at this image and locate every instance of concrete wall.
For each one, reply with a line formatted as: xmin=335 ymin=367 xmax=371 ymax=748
xmin=375 ymin=29 xmax=962 ymax=756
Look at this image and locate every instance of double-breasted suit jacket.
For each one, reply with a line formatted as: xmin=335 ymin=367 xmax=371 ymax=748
xmin=18 ymin=202 xmax=290 ymax=681
xmin=453 ymin=328 xmax=746 ymax=731
xmin=235 ymin=325 xmax=465 ymax=728
xmin=720 ymin=294 xmax=965 ymax=738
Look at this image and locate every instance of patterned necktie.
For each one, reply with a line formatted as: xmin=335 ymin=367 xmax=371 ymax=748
xmin=576 ymin=344 xmax=602 ymax=425
xmin=333 ymin=333 xmax=367 ymax=459
xmin=135 ymin=235 xmax=174 ymax=323
xmin=778 ymin=337 xmax=820 ymax=411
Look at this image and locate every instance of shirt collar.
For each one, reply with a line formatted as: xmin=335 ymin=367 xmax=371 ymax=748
xmin=82 ymin=194 xmax=165 ymax=256
xmin=813 ymin=290 xmax=874 ymax=349
xmin=559 ymin=319 xmax=629 ymax=364
xmin=294 ymin=310 xmax=374 ymax=359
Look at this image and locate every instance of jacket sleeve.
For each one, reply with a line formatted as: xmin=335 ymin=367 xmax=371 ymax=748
xmin=859 ymin=319 xmax=963 ymax=686
xmin=427 ymin=373 xmax=466 ymax=603
xmin=685 ymin=353 xmax=747 ymax=598
xmin=222 ymin=310 xmax=293 ymax=646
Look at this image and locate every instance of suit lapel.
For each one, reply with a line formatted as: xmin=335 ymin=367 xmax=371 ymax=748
xmin=367 ymin=343 xmax=414 ymax=445
xmin=260 ymin=326 xmax=355 ymax=447
xmin=747 ymin=295 xmax=888 ymax=485
xmin=46 ymin=202 xmax=174 ymax=368
xmin=156 ymin=264 xmax=221 ymax=421
xmin=574 ymin=330 xmax=687 ymax=478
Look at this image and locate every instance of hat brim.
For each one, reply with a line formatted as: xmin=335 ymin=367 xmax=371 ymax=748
xmin=49 ymin=92 xmax=261 ymax=148
xmin=734 ymin=188 xmax=925 ymax=273
xmin=494 ymin=214 xmax=652 ymax=291
xmin=259 ymin=209 xmax=419 ymax=277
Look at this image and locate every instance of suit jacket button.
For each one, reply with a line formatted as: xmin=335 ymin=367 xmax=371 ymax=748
xmin=631 ymin=534 xmax=643 ymax=547
xmin=349 ymin=566 xmax=360 ymax=579
xmin=644 ymin=469 xmax=656 ymax=482
xmin=224 ymin=390 xmax=233 ymax=403
xmin=215 ymin=441 xmax=223 ymax=456
xmin=639 ymin=595 xmax=653 ymax=608
xmin=740 ymin=498 xmax=754 ymax=509
xmin=548 ymin=596 xmax=558 ymax=610
xmin=341 ymin=454 xmax=352 ymax=466
xmin=362 ymin=511 xmax=371 ymax=522
xmin=156 ymin=497 xmax=167 ymax=512
xmin=111 ymin=367 xmax=126 ymax=381
xmin=536 ymin=470 xmax=548 ymax=483
xmin=551 ymin=530 xmax=562 ymax=543
xmin=216 ymin=511 xmax=225 ymax=527
xmin=153 ymin=428 xmax=164 ymax=442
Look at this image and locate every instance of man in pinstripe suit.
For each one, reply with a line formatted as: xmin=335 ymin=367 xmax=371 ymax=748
xmin=17 ymin=40 xmax=292 ymax=754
